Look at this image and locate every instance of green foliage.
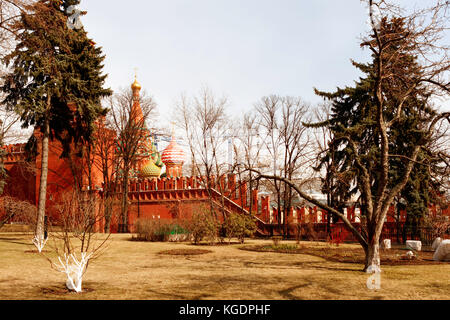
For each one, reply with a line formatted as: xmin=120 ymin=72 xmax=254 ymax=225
xmin=1 ymin=0 xmax=111 ymax=157
xmin=223 ymin=213 xmax=257 ymax=244
xmin=133 ymin=219 xmax=181 ymax=242
xmin=312 ymin=17 xmax=441 ymax=220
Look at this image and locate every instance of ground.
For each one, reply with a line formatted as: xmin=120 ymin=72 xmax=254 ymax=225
xmin=0 ymin=233 xmax=449 ymax=300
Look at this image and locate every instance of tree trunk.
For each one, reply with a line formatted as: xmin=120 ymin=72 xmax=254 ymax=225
xmin=363 ymin=237 xmax=381 ymax=273
xmin=104 ymin=203 xmax=112 ymax=233
xmin=34 ymin=117 xmax=50 ymax=252
xmin=396 ymin=205 xmax=401 ymax=244
xmin=0 ymin=212 xmax=14 ymax=229
xmin=121 ymin=169 xmax=129 ymax=233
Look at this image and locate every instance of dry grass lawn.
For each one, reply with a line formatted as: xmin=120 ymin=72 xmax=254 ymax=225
xmin=0 ymin=233 xmax=449 ymax=300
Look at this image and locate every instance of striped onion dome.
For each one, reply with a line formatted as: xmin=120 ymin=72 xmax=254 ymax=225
xmin=161 ymin=136 xmax=186 ymax=165
xmin=140 ymin=159 xmax=161 ymax=178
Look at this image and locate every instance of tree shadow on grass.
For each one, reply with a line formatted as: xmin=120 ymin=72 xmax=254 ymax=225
xmin=0 ymin=237 xmax=25 ymax=241
xmin=183 ymin=253 xmax=362 ymax=273
xmin=0 ymin=237 xmax=31 ymax=246
xmin=145 ymin=287 xmax=214 ymax=300
xmin=24 ymin=250 xmax=51 ymax=254
xmin=278 ymin=282 xmax=313 ymax=300
xmin=242 ymin=259 xmax=361 ymax=273
xmin=0 ymin=277 xmax=20 ymax=284
xmin=290 ymin=261 xmax=363 ymax=273
xmin=39 ymin=283 xmax=97 ymax=297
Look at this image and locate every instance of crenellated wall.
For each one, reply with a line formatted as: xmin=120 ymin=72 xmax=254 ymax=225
xmin=3 ymin=141 xmax=449 ymax=237
xmin=105 ymin=174 xmax=268 ymax=233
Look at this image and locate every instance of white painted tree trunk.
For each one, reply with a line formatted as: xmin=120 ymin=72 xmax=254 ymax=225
xmin=32 ymin=234 xmax=47 ymax=253
xmin=365 ymin=243 xmax=381 ymax=273
xmin=55 ymin=253 xmax=92 ymax=293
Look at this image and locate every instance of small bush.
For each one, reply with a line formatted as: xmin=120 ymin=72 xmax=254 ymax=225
xmin=133 ymin=219 xmax=175 ymax=242
xmin=223 ymin=213 xmax=257 ymax=244
xmin=183 ymin=209 xmax=220 ymax=245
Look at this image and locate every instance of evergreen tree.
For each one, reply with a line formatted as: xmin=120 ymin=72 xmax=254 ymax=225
xmin=313 ymin=18 xmax=443 ymax=242
xmin=308 ymin=15 xmax=447 ymax=270
xmin=1 ymin=0 xmax=111 ymax=250
xmin=254 ymin=5 xmax=449 ymax=272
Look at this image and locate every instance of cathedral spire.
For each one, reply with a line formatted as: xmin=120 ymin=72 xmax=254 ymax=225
xmin=130 ymin=72 xmax=144 ymax=125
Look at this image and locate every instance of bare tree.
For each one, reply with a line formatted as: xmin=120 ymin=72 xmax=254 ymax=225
xmin=254 ymin=95 xmax=314 ymax=236
xmin=43 ymin=189 xmax=110 ymax=293
xmin=310 ymin=102 xmax=349 ymax=236
xmin=0 ymin=0 xmax=34 ymax=141
xmin=109 ymin=87 xmax=157 ymax=232
xmin=0 ymin=1 xmax=33 ymax=196
xmin=233 ymin=112 xmax=264 ymax=216
xmin=0 ymin=1 xmax=31 ymax=58
xmin=426 ymin=120 xmax=450 ymax=199
xmin=174 ymin=87 xmax=230 ymax=218
xmin=0 ymin=195 xmax=36 ymax=229
xmin=92 ymin=113 xmax=120 ymax=233
xmin=254 ymin=96 xmax=282 ymax=229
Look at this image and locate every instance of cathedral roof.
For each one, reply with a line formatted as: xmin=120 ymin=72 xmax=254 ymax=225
xmin=161 ymin=136 xmax=186 ymax=165
xmin=140 ymin=159 xmax=161 ymax=178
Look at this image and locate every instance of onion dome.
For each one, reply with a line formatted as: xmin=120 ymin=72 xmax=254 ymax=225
xmin=131 ymin=76 xmax=141 ymax=91
xmin=140 ymin=160 xmax=161 ymax=178
xmin=161 ymin=137 xmax=186 ymax=165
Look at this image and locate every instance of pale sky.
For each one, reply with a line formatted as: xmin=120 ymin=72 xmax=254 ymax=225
xmin=78 ymin=0 xmax=449 ymax=124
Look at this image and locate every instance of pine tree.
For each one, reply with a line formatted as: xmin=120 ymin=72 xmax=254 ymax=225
xmin=314 ymin=17 xmax=443 ymax=243
xmin=254 ymin=6 xmax=449 ymax=273
xmin=309 ymin=15 xmax=447 ymax=270
xmin=1 ymin=0 xmax=111 ymax=251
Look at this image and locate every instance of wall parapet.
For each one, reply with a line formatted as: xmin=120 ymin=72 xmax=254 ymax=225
xmin=2 ymin=144 xmax=27 ymax=163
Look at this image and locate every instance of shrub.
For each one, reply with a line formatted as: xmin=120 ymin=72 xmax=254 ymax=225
xmin=223 ymin=213 xmax=257 ymax=244
xmin=423 ymin=211 xmax=450 ymax=239
xmin=0 ymin=196 xmax=37 ymax=230
xmin=133 ymin=219 xmax=174 ymax=242
xmin=183 ymin=209 xmax=220 ymax=245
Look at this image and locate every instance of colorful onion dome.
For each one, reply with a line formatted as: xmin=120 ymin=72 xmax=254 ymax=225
xmin=140 ymin=160 xmax=161 ymax=178
xmin=151 ymin=141 xmax=164 ymax=167
xmin=161 ymin=137 xmax=186 ymax=165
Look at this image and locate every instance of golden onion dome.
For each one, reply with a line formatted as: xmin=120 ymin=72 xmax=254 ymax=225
xmin=131 ymin=76 xmax=141 ymax=91
xmin=140 ymin=160 xmax=161 ymax=178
